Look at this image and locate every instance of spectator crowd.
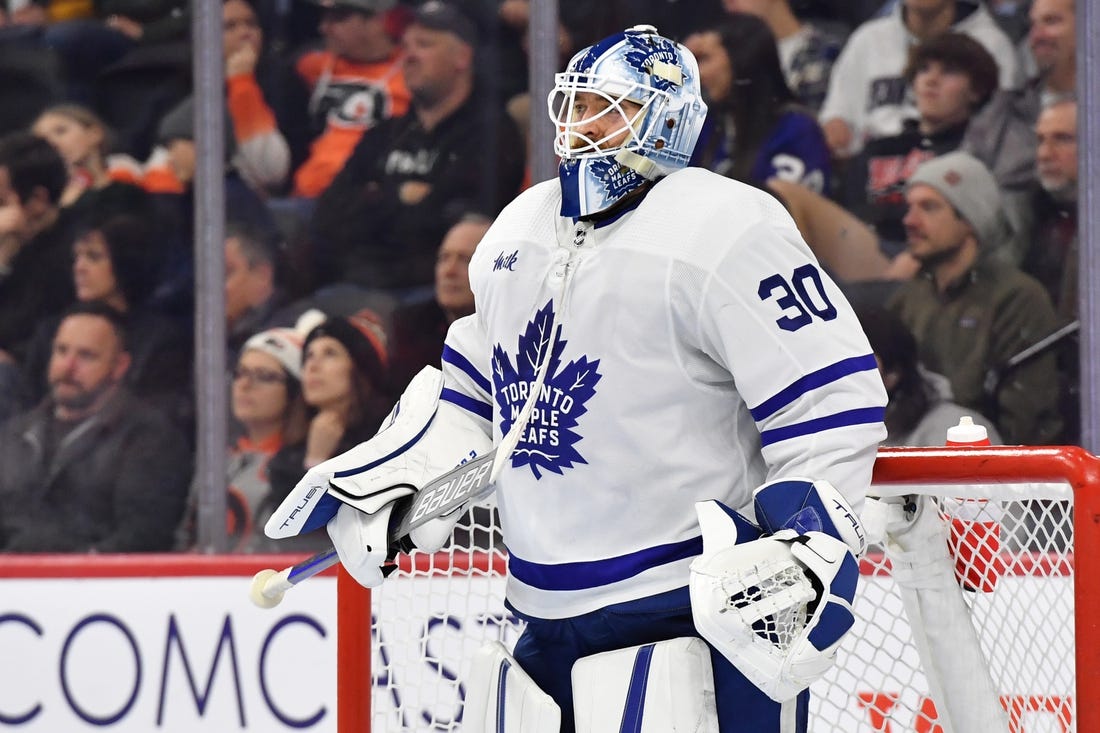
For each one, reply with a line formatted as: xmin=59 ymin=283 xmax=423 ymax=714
xmin=0 ymin=0 xmax=1081 ymax=552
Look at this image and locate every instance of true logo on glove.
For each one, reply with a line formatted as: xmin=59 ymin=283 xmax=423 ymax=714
xmin=832 ymin=498 xmax=867 ymax=555
xmin=279 ymin=485 xmax=321 ymax=530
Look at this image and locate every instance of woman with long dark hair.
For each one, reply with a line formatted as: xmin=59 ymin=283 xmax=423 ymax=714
xmin=686 ymin=12 xmax=831 ymax=192
xmin=20 ymin=213 xmax=191 ymax=421
xmin=266 ymin=310 xmax=393 ymax=508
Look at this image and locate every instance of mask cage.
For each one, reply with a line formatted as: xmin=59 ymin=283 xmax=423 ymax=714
xmin=547 ymin=72 xmax=669 ymax=161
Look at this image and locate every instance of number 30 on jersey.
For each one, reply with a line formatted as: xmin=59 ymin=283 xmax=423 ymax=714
xmin=758 ymin=264 xmax=838 ymax=332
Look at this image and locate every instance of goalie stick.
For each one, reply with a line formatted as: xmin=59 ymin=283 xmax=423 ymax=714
xmin=251 ymin=289 xmax=567 ymax=608
xmin=250 ymin=448 xmax=498 ymax=608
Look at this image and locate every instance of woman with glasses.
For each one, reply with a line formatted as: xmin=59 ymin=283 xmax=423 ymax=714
xmin=263 ymin=310 xmax=393 ymax=535
xmin=178 ymin=321 xmax=312 ymax=551
xmin=229 ymin=325 xmax=311 ymax=551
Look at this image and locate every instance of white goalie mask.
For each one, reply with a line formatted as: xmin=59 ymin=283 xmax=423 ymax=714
xmin=547 ymin=24 xmax=708 ymax=217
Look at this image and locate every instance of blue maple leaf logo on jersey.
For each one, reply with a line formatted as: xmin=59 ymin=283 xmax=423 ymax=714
xmin=492 ymin=302 xmax=602 ymax=479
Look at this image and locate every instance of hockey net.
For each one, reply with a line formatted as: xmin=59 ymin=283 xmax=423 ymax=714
xmin=343 ymin=446 xmax=1099 ymax=733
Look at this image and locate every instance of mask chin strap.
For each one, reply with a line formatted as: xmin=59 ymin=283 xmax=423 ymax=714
xmin=615 ymin=149 xmax=660 ymax=180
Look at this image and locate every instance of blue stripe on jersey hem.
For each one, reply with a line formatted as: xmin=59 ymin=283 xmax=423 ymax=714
xmin=442 ymin=345 xmax=491 ymax=394
xmin=758 ymin=406 xmax=885 ymax=447
xmin=750 ymin=354 xmax=878 ymax=421
xmin=508 ymin=536 xmax=703 ymax=592
xmin=442 ymin=387 xmax=492 ymax=421
xmin=332 ymin=413 xmax=436 ymax=478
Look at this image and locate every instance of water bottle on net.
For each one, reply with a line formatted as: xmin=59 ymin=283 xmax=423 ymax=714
xmin=942 ymin=417 xmax=1003 ymax=592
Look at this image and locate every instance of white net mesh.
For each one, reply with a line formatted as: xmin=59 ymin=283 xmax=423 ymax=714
xmin=810 ymin=485 xmax=1075 ymax=732
xmin=367 ymin=482 xmax=1077 ymax=732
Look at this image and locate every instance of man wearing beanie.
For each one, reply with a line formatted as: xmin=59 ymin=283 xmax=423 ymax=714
xmin=309 ymin=1 xmax=524 ymax=294
xmin=888 ymin=151 xmax=1063 ymax=444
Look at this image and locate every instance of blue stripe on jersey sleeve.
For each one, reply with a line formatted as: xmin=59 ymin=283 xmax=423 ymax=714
xmin=750 ymin=354 xmax=878 ymax=421
xmin=758 ymin=406 xmax=885 ymax=447
xmin=508 ymin=536 xmax=703 ymax=591
xmin=442 ymin=345 xmax=491 ymax=394
xmin=441 ymin=387 xmax=493 ymax=421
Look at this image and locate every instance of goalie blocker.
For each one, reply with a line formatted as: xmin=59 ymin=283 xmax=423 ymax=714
xmin=264 ymin=366 xmax=492 ymax=586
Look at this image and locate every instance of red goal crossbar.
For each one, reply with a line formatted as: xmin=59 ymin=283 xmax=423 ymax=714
xmin=338 ymin=445 xmax=1100 ymax=733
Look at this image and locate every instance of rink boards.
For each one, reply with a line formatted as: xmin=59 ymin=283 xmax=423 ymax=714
xmin=0 ymin=554 xmax=1074 ymax=732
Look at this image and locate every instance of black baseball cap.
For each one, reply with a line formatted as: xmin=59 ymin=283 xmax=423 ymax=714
xmin=412 ymin=1 xmax=478 ymax=46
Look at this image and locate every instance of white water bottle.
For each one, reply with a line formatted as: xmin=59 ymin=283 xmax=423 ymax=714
xmin=943 ymin=417 xmax=1002 ymax=592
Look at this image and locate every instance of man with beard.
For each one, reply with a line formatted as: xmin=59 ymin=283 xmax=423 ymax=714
xmin=1026 ymin=0 xmax=1075 ymax=112
xmin=1021 ymin=100 xmax=1077 ymax=319
xmin=887 ymin=151 xmax=1062 ymax=445
xmin=0 ymin=302 xmax=192 ymax=552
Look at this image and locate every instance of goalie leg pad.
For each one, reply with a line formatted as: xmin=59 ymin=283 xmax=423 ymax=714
xmin=571 ymin=637 xmax=719 ymax=733
xmin=463 ymin=642 xmax=561 ymax=733
xmin=690 ymin=499 xmax=858 ymax=703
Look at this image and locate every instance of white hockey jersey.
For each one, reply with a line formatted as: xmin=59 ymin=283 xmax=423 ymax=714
xmin=441 ymin=168 xmax=887 ymax=620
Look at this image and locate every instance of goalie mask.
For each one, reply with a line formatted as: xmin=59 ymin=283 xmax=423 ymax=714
xmin=548 ymin=24 xmax=708 ymax=218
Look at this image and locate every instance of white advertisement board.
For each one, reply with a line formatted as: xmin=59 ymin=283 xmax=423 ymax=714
xmin=0 ymin=561 xmax=1075 ymax=732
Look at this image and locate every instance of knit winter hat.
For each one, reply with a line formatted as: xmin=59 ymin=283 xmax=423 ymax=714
xmin=303 ymin=309 xmax=389 ymax=388
xmin=906 ymin=151 xmax=1008 ymax=247
xmin=243 ymin=327 xmax=306 ymax=381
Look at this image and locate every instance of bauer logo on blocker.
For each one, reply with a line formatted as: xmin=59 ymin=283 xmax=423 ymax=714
xmin=492 ymin=302 xmax=602 ymax=479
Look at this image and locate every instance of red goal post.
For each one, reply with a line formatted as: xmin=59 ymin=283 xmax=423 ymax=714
xmin=337 ymin=445 xmax=1100 ymax=732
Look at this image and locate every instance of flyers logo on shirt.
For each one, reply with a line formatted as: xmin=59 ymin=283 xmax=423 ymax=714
xmin=322 ymin=81 xmax=393 ymax=129
xmin=492 ymin=302 xmax=602 ymax=479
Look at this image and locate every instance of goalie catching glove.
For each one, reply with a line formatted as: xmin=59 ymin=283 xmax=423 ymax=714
xmin=689 ymin=478 xmax=863 ymax=702
xmin=264 ymin=366 xmax=492 ymax=586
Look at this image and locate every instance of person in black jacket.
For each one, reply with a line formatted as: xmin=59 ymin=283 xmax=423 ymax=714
xmin=0 ymin=132 xmax=75 ymax=360
xmin=837 ymin=32 xmax=998 ymax=252
xmin=0 ymin=301 xmax=192 ymax=552
xmin=18 ymin=214 xmax=193 ymax=429
xmin=308 ymin=1 xmax=524 ymax=297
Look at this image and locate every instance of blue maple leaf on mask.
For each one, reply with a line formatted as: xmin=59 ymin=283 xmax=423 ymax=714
xmin=588 ymin=157 xmax=644 ymax=200
xmin=492 ymin=302 xmax=602 ymax=479
xmin=623 ymin=33 xmax=680 ymax=92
